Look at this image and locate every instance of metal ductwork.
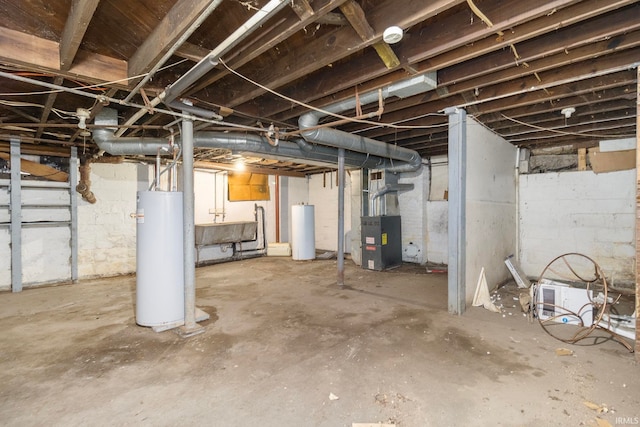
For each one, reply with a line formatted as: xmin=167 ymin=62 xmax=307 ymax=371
xmin=298 ymin=72 xmax=436 ymax=173
xmin=93 ymin=125 xmax=397 ymax=170
xmin=93 ymin=129 xmax=169 ymax=155
xmin=370 ymin=183 xmax=414 ymax=216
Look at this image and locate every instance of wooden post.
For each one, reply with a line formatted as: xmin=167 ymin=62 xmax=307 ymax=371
xmin=577 ymin=148 xmax=587 ymax=171
xmin=636 ymin=66 xmax=640 ymax=360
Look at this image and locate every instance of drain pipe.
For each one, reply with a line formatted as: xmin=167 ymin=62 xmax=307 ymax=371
xmin=299 ymin=74 xmax=436 ymax=173
xmin=76 ymin=158 xmax=97 ymax=204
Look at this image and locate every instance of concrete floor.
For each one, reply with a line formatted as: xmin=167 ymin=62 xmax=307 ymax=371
xmin=0 ymin=257 xmax=638 ymax=426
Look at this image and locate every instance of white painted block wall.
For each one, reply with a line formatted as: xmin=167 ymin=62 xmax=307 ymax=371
xmin=308 ymin=172 xmax=351 ymax=252
xmin=0 ymin=182 xmax=10 ymax=288
xmin=426 ymin=159 xmax=449 ymax=265
xmin=398 ymin=168 xmax=428 ymax=264
xmin=0 ymin=180 xmax=73 ymax=289
xmin=519 ymin=169 xmax=635 ymax=284
xmin=193 ymin=169 xmax=277 ymax=243
xmin=78 ymin=162 xmax=148 ymax=278
xmin=426 ymin=201 xmax=448 ymax=264
xmin=465 ymin=117 xmax=517 ymax=302
xmin=282 ymin=176 xmax=309 ymax=243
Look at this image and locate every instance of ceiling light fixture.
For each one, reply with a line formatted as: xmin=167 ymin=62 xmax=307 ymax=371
xmin=560 ymin=107 xmax=575 ymax=119
xmin=383 ymin=26 xmax=403 ymax=44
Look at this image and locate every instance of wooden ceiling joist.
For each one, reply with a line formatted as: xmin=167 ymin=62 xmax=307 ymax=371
xmin=127 ymin=0 xmax=219 ymax=80
xmin=59 ymin=0 xmax=101 ymax=71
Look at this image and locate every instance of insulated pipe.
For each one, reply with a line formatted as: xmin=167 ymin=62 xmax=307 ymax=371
xmin=162 ymin=0 xmax=291 ymax=105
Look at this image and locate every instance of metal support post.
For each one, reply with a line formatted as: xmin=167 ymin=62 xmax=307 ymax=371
xmin=179 ymin=113 xmax=204 ymax=337
xmin=9 ymin=138 xmax=22 ymax=292
xmin=69 ymin=147 xmax=78 ymax=282
xmin=445 ymin=107 xmax=467 ymax=315
xmin=337 ymin=148 xmax=345 ymax=287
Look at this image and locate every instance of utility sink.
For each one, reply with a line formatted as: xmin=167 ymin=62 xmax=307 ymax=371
xmin=194 ymin=221 xmax=258 ymax=246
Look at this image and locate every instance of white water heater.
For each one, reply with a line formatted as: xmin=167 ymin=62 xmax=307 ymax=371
xmin=135 ymin=191 xmax=184 ymax=327
xmin=291 ymin=204 xmax=315 ymax=260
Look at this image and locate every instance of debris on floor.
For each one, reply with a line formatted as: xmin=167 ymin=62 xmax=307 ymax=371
xmin=472 ymin=267 xmax=500 ymax=313
xmin=594 ymin=418 xmax=613 ymax=427
xmin=352 ymin=424 xmax=396 ymax=427
xmin=555 ymin=348 xmax=574 ymax=356
xmin=317 ymin=251 xmax=336 ymax=260
xmin=504 ymin=254 xmax=532 ymax=288
xmin=583 ymin=401 xmax=609 ymax=414
xmin=329 ymin=392 xmax=340 ymax=401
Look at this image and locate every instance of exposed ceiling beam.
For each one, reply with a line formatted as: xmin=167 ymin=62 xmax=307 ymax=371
xmin=0 ymin=25 xmax=127 ymax=86
xmin=127 ymin=0 xmax=218 ymax=79
xmin=185 ymin=0 xmax=351 ymax=96
xmin=175 ymin=42 xmax=211 ymax=62
xmin=36 ymin=76 xmax=65 ymax=139
xmin=257 ymin=0 xmax=629 ymax=122
xmin=339 ymin=0 xmax=400 ymax=69
xmin=193 ymin=0 xmax=464 ymax=105
xmin=59 ymin=0 xmax=101 ymax=71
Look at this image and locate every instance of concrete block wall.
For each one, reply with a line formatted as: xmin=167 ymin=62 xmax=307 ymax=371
xmin=308 ymin=172 xmax=352 ymax=252
xmin=78 ymin=162 xmax=148 ymax=278
xmin=464 ymin=117 xmax=517 ymax=302
xmin=519 ymin=169 xmax=635 ymax=284
xmin=398 ymin=168 xmax=428 ymax=264
xmin=22 ymin=227 xmax=71 ymax=285
xmin=349 ymin=170 xmax=362 ymax=265
xmin=426 ymin=159 xmax=449 ymax=265
xmin=0 ymin=181 xmax=10 ymax=288
xmin=282 ymin=176 xmax=309 ymax=243
xmin=193 ymin=169 xmax=277 ymax=244
xmin=0 ymin=179 xmax=73 ymax=289
xmin=426 ymin=201 xmax=448 ymax=264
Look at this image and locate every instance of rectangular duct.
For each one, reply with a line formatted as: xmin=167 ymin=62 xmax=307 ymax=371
xmin=388 ymin=71 xmax=437 ymax=98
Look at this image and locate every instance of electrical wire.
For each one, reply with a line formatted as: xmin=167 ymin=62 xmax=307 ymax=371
xmin=500 ymin=113 xmax=636 ymax=139
xmin=0 ymin=59 xmax=187 ymax=97
xmin=218 ymin=58 xmax=447 ymax=130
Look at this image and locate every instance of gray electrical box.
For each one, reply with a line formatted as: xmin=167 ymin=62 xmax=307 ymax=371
xmin=361 ymin=215 xmax=402 ymax=271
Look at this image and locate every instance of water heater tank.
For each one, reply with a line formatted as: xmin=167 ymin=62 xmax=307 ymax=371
xmin=135 ymin=191 xmax=184 ymax=327
xmin=291 ymin=204 xmax=315 ymax=260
